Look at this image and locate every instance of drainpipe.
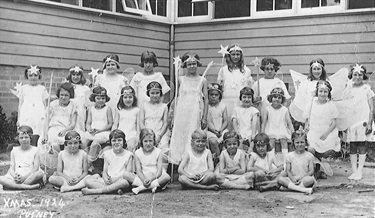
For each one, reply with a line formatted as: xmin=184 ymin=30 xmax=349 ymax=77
xmin=169 ymin=24 xmax=175 ymax=85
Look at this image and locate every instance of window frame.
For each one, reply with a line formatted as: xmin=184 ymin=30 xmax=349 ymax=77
xmin=251 ymin=0 xmax=295 ymax=18
xmin=121 ymin=0 xmax=153 ymax=15
xmin=176 ymin=0 xmax=213 ymax=23
xmin=296 ymin=0 xmax=346 ymax=15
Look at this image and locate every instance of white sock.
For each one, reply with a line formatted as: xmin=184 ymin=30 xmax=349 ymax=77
xmin=350 ymin=154 xmax=358 ymax=174
xmin=355 ymin=154 xmax=366 ymax=180
xmin=132 ymin=185 xmax=146 ymax=195
xmin=282 ymin=148 xmax=288 ymax=162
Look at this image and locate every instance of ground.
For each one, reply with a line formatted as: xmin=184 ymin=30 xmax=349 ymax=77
xmin=0 ymin=152 xmax=374 ymax=218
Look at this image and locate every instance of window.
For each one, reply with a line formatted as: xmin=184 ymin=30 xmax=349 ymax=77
xmin=150 ymin=0 xmax=167 ymax=16
xmin=301 ymin=0 xmax=340 ymax=8
xmin=348 ymin=0 xmax=375 ymax=9
xmin=214 ymin=0 xmax=250 ymax=19
xmin=121 ymin=0 xmax=152 ymax=14
xmin=83 ymin=0 xmax=111 ymax=11
xmin=178 ymin=0 xmax=208 ymax=17
xmin=257 ymin=0 xmax=292 ymax=11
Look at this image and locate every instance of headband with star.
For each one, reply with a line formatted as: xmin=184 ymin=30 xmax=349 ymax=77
xmin=69 ymin=66 xmax=83 ymax=73
xmin=27 ymin=65 xmax=41 ymax=76
xmin=103 ymin=57 xmax=120 ymax=68
xmin=183 ymin=55 xmax=198 ymax=64
xmin=352 ymin=63 xmax=364 ymax=74
xmin=208 ymin=83 xmax=222 ymax=93
xmin=228 ymin=45 xmax=243 ymax=52
xmin=311 ymin=61 xmax=323 ymax=69
xmin=121 ymin=89 xmax=134 ymax=96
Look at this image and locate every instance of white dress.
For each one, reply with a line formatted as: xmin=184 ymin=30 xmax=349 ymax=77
xmin=61 ymin=150 xmax=85 ymax=178
xmin=264 ymin=105 xmax=291 ymax=140
xmin=104 ymin=149 xmax=133 ymax=178
xmin=303 ymin=99 xmax=341 ymax=153
xmin=134 ymin=147 xmax=167 ymax=179
xmin=16 ymin=84 xmax=48 ymax=136
xmin=250 ymin=152 xmax=275 ymax=171
xmin=71 ymin=84 xmax=90 ymax=133
xmin=130 ymin=72 xmax=170 ymax=107
xmin=7 ymin=146 xmax=39 ymax=177
xmin=117 ymin=107 xmax=140 ymax=140
xmin=207 ymin=102 xmax=227 ymax=140
xmin=170 ymin=76 xmax=204 ymax=164
xmin=231 ymin=106 xmax=259 ymax=140
xmin=217 ymin=65 xmax=253 ymax=118
xmin=143 ymin=102 xmax=167 ymax=136
xmin=343 ymin=84 xmax=375 ymax=142
xmin=253 ymin=78 xmax=291 ymax=107
xmin=290 ymin=80 xmax=318 ymax=122
xmin=95 ymin=74 xmax=128 ymax=115
xmin=85 ymin=105 xmax=110 ymax=143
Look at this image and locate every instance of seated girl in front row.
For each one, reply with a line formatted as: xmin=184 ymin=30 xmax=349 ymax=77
xmin=0 ymin=126 xmax=44 ymax=190
xmin=82 ymin=130 xmax=134 ymax=195
xmin=247 ymin=133 xmax=284 ymax=192
xmin=178 ymin=129 xmax=219 ymax=191
xmin=49 ymin=130 xmax=89 ymax=193
xmin=216 ymin=131 xmax=254 ymax=190
xmin=278 ymin=131 xmax=316 ymax=195
xmin=132 ymin=128 xmax=170 ymax=194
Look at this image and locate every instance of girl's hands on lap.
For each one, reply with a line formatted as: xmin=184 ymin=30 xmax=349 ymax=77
xmin=68 ymin=177 xmax=78 ymax=185
xmin=143 ymin=179 xmax=151 ymax=188
xmin=105 ymin=176 xmax=112 ymax=185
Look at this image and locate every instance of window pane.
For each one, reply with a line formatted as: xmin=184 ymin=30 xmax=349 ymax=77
xmin=178 ymin=0 xmax=192 ymax=17
xmin=257 ymin=0 xmax=273 ymax=11
xmin=301 ymin=0 xmax=320 ymax=8
xmin=215 ymin=0 xmax=250 ymax=18
xmin=275 ymin=0 xmax=292 ymax=10
xmin=193 ymin=2 xmax=208 ymax=16
xmin=48 ymin=0 xmax=79 ymax=5
xmin=83 ymin=0 xmax=110 ymax=10
xmin=150 ymin=0 xmax=167 ymax=16
xmin=348 ymin=0 xmax=375 ymax=9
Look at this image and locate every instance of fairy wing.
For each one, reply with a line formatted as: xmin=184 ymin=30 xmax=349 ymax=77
xmin=289 ymin=70 xmax=308 ymax=122
xmin=38 ymin=143 xmax=58 ymax=169
xmin=328 ymin=68 xmax=349 ymax=100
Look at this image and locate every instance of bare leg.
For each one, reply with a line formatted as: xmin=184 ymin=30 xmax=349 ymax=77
xmin=48 ymin=174 xmax=66 ymax=188
xmin=61 ymin=176 xmax=90 ymax=193
xmin=23 ymin=170 xmax=44 ymax=185
xmin=278 ymin=177 xmax=313 ymax=195
xmin=82 ymin=178 xmax=129 ymax=195
xmin=84 ymin=174 xmax=106 ymax=189
xmin=0 ymin=176 xmax=40 ymax=190
xmin=209 ymin=138 xmax=220 ymax=159
xmin=179 ymin=174 xmax=219 ymax=190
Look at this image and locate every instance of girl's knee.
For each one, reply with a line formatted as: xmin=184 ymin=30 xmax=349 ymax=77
xmin=302 ymin=176 xmax=315 ymax=188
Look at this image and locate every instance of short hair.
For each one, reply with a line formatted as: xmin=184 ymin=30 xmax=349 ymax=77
xmin=348 ymin=64 xmax=368 ymax=80
xmin=191 ymin=129 xmax=207 ymax=140
xmin=225 ymin=43 xmax=245 ymax=74
xmin=16 ymin=125 xmax=33 ymax=141
xmin=291 ymin=130 xmax=308 ymax=149
xmin=181 ymin=52 xmax=202 ymax=68
xmin=64 ymin=130 xmax=81 ymax=146
xmin=146 ymin=81 xmax=163 ymax=97
xmin=139 ymin=51 xmax=158 ymax=67
xmin=89 ymin=86 xmax=110 ymax=102
xmin=267 ymin=87 xmax=286 ymax=104
xmin=239 ymin=86 xmax=254 ymax=101
xmin=308 ymin=58 xmax=327 ymax=81
xmin=66 ymin=65 xmax=86 ymax=85
xmin=253 ymin=133 xmax=271 ymax=155
xmin=139 ymin=128 xmax=156 ymax=148
xmin=315 ymin=80 xmax=332 ymax=100
xmin=57 ymin=82 xmax=75 ymax=99
xmin=260 ymin=57 xmax=281 ymax=72
xmin=117 ymin=86 xmax=137 ymax=109
xmin=109 ymin=129 xmax=127 ymax=149
xmin=223 ymin=131 xmax=240 ymax=147
xmin=24 ymin=65 xmax=42 ymax=79
xmin=208 ymin=82 xmax=223 ymax=100
xmin=103 ymin=54 xmax=120 ymax=69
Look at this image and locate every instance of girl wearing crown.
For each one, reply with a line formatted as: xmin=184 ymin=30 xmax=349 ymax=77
xmin=217 ymin=44 xmax=254 ymax=124
xmin=342 ymin=64 xmax=374 ymax=182
xmin=169 ymin=52 xmax=208 ymax=164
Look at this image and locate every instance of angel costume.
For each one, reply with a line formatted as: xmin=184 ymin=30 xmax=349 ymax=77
xmin=303 ymin=99 xmax=340 ymax=153
xmin=253 ymin=78 xmax=291 ymax=107
xmin=14 ymin=84 xmax=48 ymax=136
xmin=71 ymin=84 xmax=90 ymax=133
xmin=290 ymin=80 xmax=318 ymax=122
xmin=217 ymin=65 xmax=253 ymax=119
xmin=170 ymin=76 xmax=204 ymax=164
xmin=130 ymin=72 xmax=170 ymax=107
xmin=143 ymin=102 xmax=167 ymax=137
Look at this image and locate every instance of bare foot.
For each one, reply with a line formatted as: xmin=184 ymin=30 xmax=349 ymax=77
xmin=60 ymin=185 xmax=71 ymax=193
xmin=208 ymin=184 xmax=219 ymax=191
xmin=304 ymin=188 xmax=313 ymax=195
xmin=82 ymin=188 xmax=93 ymax=195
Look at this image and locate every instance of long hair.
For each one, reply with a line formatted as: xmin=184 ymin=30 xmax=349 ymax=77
xmin=139 ymin=128 xmax=156 ymax=148
xmin=117 ymin=86 xmax=137 ymax=109
xmin=66 ymin=65 xmax=86 ymax=85
xmin=308 ymin=58 xmax=327 ymax=81
xmin=57 ymin=82 xmax=75 ymax=99
xmin=225 ymin=44 xmax=245 ymax=73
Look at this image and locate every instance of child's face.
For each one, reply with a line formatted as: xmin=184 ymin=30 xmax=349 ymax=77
xmin=27 ymin=71 xmax=39 ymax=85
xmin=230 ymin=51 xmax=241 ymax=64
xmin=264 ymin=66 xmax=276 ymax=79
xmin=186 ymin=61 xmax=197 ymax=75
xmin=71 ymin=72 xmax=82 ymax=84
xmin=294 ymin=137 xmax=306 ymax=153
xmin=208 ymin=90 xmax=220 ymax=104
xmin=105 ymin=62 xmax=117 ymax=74
xmin=225 ymin=138 xmax=239 ymax=154
xmin=191 ymin=136 xmax=207 ymax=152
xmin=66 ymin=139 xmax=80 ymax=154
xmin=312 ymin=66 xmax=323 ymax=79
xmin=111 ymin=137 xmax=124 ymax=152
xmin=241 ymin=95 xmax=253 ymax=107
xmin=271 ymin=95 xmax=283 ymax=107
xmin=143 ymin=61 xmax=154 ymax=73
xmin=149 ymin=89 xmax=161 ymax=103
xmin=122 ymin=94 xmax=134 ymax=107
xmin=317 ymin=87 xmax=329 ymax=101
xmin=255 ymin=143 xmax=267 ymax=157
xmin=142 ymin=135 xmax=155 ymax=153
xmin=59 ymin=89 xmax=71 ymax=105
xmin=352 ymin=71 xmax=364 ymax=85
xmin=95 ymin=95 xmax=107 ymax=107
xmin=18 ymin=133 xmax=31 ymax=147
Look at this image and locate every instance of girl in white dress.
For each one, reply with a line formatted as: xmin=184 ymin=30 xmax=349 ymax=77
xmin=178 ymin=129 xmax=219 ymax=190
xmin=66 ymin=65 xmax=91 ymax=134
xmin=43 ymin=83 xmax=77 ymax=152
xmin=132 ymin=128 xmax=170 ymax=194
xmin=343 ymin=64 xmax=374 ymax=181
xmin=232 ymin=87 xmax=260 ymax=153
xmin=262 ymin=88 xmax=294 ymax=160
xmin=170 ymin=52 xmax=208 ymax=164
xmin=140 ymin=82 xmax=168 ymax=148
xmin=216 ymin=131 xmax=254 ymax=190
xmin=84 ymin=87 xmax=113 ymax=170
xmin=12 ymin=65 xmax=48 ymax=136
xmin=112 ymin=86 xmax=140 ymax=152
xmin=94 ymin=54 xmax=128 ymax=116
xmin=130 ymin=51 xmax=170 ymax=107
xmin=0 ymin=126 xmax=44 ymax=190
xmin=217 ymin=44 xmax=254 ymax=123
xmin=49 ymin=131 xmax=89 ymax=192
xmin=82 ymin=130 xmax=135 ymax=195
